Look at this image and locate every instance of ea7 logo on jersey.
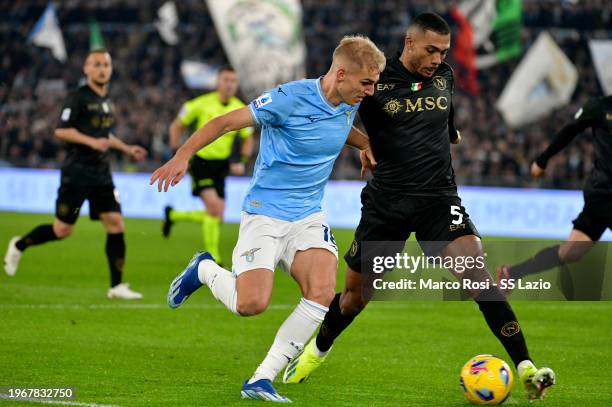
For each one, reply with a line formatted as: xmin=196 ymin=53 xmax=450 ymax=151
xmin=376 ymin=83 xmax=396 ymax=91
xmin=254 ymin=93 xmax=272 ymax=109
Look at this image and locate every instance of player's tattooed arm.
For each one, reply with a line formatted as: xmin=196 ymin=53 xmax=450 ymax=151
xmin=55 ymin=128 xmax=110 ymax=152
xmin=109 ymin=134 xmax=147 ymax=161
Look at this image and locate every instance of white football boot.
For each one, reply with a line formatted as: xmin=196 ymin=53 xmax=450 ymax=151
xmin=107 ymin=283 xmax=143 ymax=300
xmin=4 ymin=236 xmax=23 ymax=277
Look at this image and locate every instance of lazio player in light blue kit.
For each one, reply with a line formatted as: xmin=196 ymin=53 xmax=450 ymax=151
xmin=151 ymin=35 xmax=386 ymax=403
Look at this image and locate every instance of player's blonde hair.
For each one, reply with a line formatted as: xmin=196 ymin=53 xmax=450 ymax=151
xmin=332 ymin=35 xmax=386 ymax=73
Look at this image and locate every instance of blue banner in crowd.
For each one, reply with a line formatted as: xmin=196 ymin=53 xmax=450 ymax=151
xmin=0 ymin=168 xmax=609 ymax=240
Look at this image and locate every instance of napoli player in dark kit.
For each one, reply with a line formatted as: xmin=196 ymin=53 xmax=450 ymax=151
xmin=4 ymin=49 xmax=147 ymax=300
xmin=284 ymin=13 xmax=555 ymax=400
xmin=498 ymin=95 xmax=612 ymax=294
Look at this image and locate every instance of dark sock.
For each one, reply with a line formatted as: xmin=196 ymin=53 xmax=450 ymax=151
xmin=16 ymin=224 xmax=58 ymax=251
xmin=106 ymin=233 xmax=125 ymax=287
xmin=475 ymin=287 xmax=531 ymax=367
xmin=315 ymin=293 xmax=356 ymax=352
xmin=509 ymin=245 xmax=562 ymax=279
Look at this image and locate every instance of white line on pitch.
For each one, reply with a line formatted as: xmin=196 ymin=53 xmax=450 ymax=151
xmin=0 ymin=394 xmax=119 ymax=407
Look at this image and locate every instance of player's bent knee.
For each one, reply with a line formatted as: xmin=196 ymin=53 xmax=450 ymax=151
xmin=52 ymin=222 xmax=73 ymax=239
xmin=102 ymin=214 xmax=125 ymax=233
xmin=340 ymin=290 xmax=366 ymax=316
xmin=558 ymin=241 xmax=591 ymax=264
xmin=236 ymin=297 xmax=269 ymax=316
xmin=559 ymin=248 xmax=582 ymax=264
xmin=303 ymin=285 xmax=335 ymax=307
xmin=209 ymin=207 xmax=224 ymax=219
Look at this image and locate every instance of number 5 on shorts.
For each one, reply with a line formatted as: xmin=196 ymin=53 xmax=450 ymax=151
xmin=450 ymin=205 xmax=463 ymax=225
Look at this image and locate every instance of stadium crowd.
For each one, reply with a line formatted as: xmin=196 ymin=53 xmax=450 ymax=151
xmin=1 ymin=0 xmax=610 ymax=189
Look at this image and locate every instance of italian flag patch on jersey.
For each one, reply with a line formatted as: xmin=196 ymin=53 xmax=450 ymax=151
xmin=411 ymin=82 xmax=422 ymax=91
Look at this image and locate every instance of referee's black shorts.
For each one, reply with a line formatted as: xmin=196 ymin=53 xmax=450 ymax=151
xmin=188 ymin=156 xmax=230 ymax=198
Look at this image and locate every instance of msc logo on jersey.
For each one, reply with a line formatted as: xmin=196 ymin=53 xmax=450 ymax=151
xmin=433 ymin=76 xmax=447 ymax=90
xmin=254 ymin=93 xmax=272 ymax=109
xmin=383 ymin=96 xmax=449 ymax=116
xmin=383 ymin=98 xmax=403 ymax=116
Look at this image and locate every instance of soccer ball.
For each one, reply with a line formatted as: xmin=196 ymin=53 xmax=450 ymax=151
xmin=460 ymin=354 xmax=514 ymax=405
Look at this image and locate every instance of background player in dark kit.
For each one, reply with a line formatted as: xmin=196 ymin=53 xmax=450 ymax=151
xmin=498 ymin=96 xmax=612 ymax=295
xmin=4 ymin=49 xmax=147 ymax=300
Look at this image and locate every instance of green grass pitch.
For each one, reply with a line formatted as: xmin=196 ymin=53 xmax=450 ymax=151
xmin=1 ymin=211 xmax=611 ymax=406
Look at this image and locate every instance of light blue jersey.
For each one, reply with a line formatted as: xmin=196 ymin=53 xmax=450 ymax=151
xmin=245 ymin=78 xmax=358 ymax=221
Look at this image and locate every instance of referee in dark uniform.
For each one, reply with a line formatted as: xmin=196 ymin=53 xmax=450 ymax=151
xmin=4 ymin=49 xmax=147 ymax=300
xmin=498 ymin=95 xmax=612 ymax=292
xmin=285 ymin=13 xmax=555 ymax=400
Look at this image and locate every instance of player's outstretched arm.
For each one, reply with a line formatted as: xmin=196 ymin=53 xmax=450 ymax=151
xmin=532 ymin=120 xmax=591 ymax=177
xmin=533 ymin=99 xmax=599 ymax=177
xmin=109 ymin=134 xmax=147 ymax=161
xmin=55 ymin=128 xmax=110 ymax=151
xmin=169 ymin=118 xmax=185 ymax=151
xmin=150 ymin=106 xmax=255 ymax=192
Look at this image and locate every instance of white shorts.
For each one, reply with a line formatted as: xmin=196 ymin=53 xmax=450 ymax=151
xmin=232 ymin=211 xmax=338 ymax=276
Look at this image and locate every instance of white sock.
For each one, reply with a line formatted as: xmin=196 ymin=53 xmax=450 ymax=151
xmin=311 ymin=340 xmax=329 ymax=358
xmin=518 ymin=360 xmax=535 ymax=376
xmin=197 ymin=259 xmax=238 ymax=315
xmin=248 ymin=298 xmax=328 ymax=383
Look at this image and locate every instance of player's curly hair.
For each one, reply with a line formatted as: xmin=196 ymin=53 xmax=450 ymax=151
xmin=333 ymin=35 xmax=386 ymax=73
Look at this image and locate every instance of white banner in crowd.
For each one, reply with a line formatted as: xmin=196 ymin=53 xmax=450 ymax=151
xmin=497 ymin=32 xmax=577 ymax=128
xmin=1 ymin=168 xmax=610 ymax=240
xmin=588 ymin=39 xmax=612 ymax=96
xmin=155 ymin=1 xmax=179 ymax=45
xmin=205 ymin=0 xmax=306 ymax=101
xmin=180 ymin=60 xmax=219 ymax=89
xmin=458 ymin=0 xmax=496 ymax=49
xmin=28 ymin=2 xmax=67 ymax=62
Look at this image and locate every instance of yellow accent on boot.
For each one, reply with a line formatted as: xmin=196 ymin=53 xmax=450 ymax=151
xmin=520 ymin=364 xmax=556 ymax=400
xmin=282 ymin=340 xmax=329 ymax=384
